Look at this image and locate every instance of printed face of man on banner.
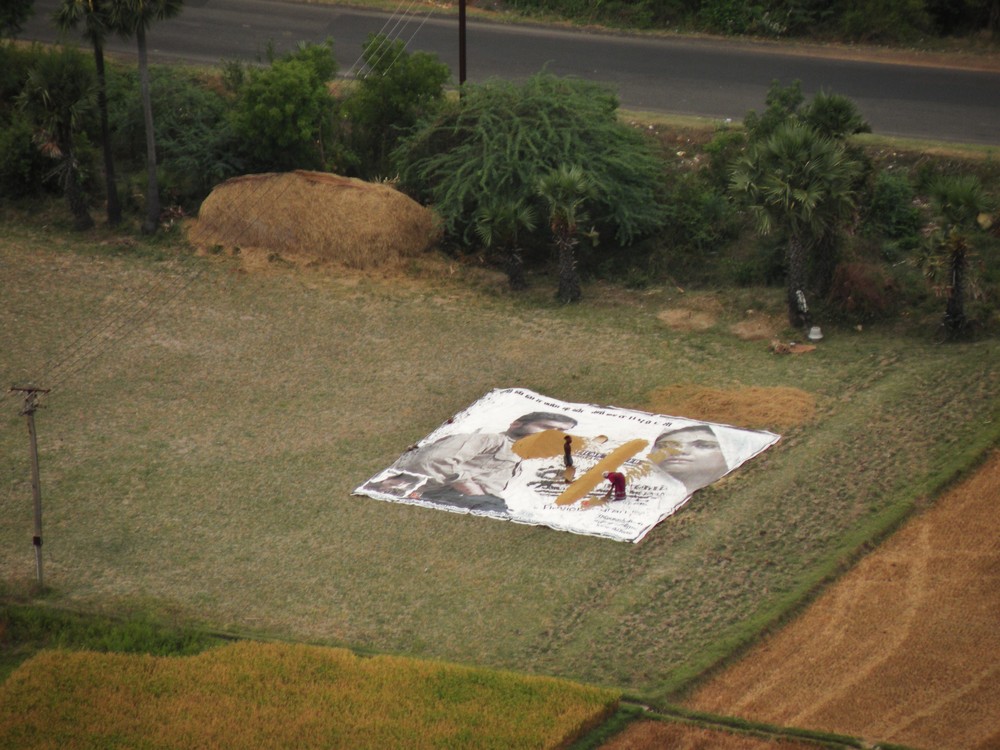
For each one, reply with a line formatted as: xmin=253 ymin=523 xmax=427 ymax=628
xmin=355 ymin=388 xmax=780 ymax=543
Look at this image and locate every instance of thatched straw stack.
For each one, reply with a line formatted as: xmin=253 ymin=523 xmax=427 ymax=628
xmin=190 ymin=171 xmax=440 ymax=269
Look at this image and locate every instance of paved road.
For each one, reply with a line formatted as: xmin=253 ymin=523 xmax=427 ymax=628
xmin=20 ymin=0 xmax=1000 ymax=145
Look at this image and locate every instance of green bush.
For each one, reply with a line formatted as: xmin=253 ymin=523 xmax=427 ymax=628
xmin=698 ymin=0 xmax=760 ymax=34
xmin=642 ymin=172 xmax=741 ymax=285
xmin=839 ymin=0 xmax=931 ymax=41
xmin=107 ymin=65 xmax=240 ymax=208
xmin=0 ymin=112 xmax=51 ymax=201
xmin=863 ymin=171 xmax=922 ymax=242
xmin=229 ymin=41 xmax=340 ymax=173
xmin=500 ymin=0 xmax=681 ymax=28
xmin=0 ymin=0 xmax=33 ymax=39
xmin=341 ymin=34 xmax=450 ymax=179
xmin=393 ymin=73 xmax=667 ymax=253
xmin=703 ymin=126 xmax=746 ymax=192
xmin=0 ymin=43 xmax=44 ymax=120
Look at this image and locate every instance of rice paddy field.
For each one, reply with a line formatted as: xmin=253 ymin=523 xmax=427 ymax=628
xmin=1 ymin=204 xmax=999 ymax=747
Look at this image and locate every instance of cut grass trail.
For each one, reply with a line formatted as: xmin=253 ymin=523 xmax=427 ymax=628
xmin=1 ymin=214 xmax=998 ymax=706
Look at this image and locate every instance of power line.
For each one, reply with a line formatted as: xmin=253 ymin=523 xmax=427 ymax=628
xmin=346 ymin=0 xmax=435 ymax=80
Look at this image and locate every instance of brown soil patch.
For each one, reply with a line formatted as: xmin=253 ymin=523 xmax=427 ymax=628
xmin=657 ymin=295 xmax=725 ymax=332
xmin=684 ymin=450 xmax=1000 ymax=750
xmin=729 ymin=312 xmax=784 ymax=341
xmin=648 ymin=385 xmax=816 ymax=431
xmin=657 ymin=308 xmax=717 ymax=332
xmin=601 ymin=721 xmax=815 ymax=749
xmin=188 ymin=171 xmax=440 ymax=270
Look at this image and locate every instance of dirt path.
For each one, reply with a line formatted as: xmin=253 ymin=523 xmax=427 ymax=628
xmin=682 ymin=450 xmax=1000 ymax=750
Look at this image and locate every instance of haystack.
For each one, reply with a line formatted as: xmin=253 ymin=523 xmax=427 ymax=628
xmin=189 ymin=171 xmax=440 ymax=269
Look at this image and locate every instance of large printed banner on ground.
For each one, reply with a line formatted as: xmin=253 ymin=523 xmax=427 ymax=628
xmin=354 ymin=388 xmax=781 ymax=543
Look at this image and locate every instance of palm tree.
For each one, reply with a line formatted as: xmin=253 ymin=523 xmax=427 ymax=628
xmin=731 ymin=121 xmax=861 ymax=328
xmin=55 ymin=0 xmax=122 ymax=225
xmin=18 ymin=45 xmax=97 ymax=230
xmin=108 ymin=0 xmax=183 ymax=234
xmin=537 ymin=165 xmax=593 ymax=303
xmin=473 ymin=198 xmax=537 ymax=290
xmin=922 ymin=174 xmax=988 ymax=336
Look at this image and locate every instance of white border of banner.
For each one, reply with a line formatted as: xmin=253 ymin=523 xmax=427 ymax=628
xmin=354 ymin=388 xmax=780 ymax=543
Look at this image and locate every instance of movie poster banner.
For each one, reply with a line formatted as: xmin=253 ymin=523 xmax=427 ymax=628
xmin=354 ymin=388 xmax=780 ymax=543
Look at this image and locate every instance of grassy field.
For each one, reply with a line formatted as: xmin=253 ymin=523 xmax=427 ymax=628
xmin=0 ymin=640 xmax=617 ymax=749
xmin=1 ymin=205 xmax=998 ymax=711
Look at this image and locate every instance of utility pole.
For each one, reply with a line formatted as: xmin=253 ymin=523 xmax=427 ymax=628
xmin=459 ymin=0 xmax=467 ymax=87
xmin=11 ymin=386 xmax=49 ymax=587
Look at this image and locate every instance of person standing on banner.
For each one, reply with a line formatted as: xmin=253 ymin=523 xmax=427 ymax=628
xmin=600 ymin=470 xmax=627 ymax=502
xmin=563 ymin=435 xmax=576 ymax=482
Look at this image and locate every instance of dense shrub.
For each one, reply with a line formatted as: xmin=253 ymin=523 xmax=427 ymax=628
xmin=228 ymin=41 xmax=340 ymax=173
xmin=490 ymin=0 xmax=995 ymax=38
xmin=640 ymin=172 xmax=741 ymax=285
xmin=341 ymin=34 xmax=450 ymax=179
xmin=108 ymin=66 xmax=240 ymax=208
xmin=393 ymin=73 xmax=667 ymax=255
xmin=0 ymin=43 xmax=43 ymax=118
xmin=0 ymin=0 xmax=33 ymax=39
xmin=863 ymin=171 xmax=923 ymax=244
xmin=840 ymin=0 xmax=932 ymax=41
xmin=827 ymin=261 xmax=900 ymax=322
xmin=0 ymin=112 xmax=52 ymax=201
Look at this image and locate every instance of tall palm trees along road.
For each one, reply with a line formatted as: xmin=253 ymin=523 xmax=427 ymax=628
xmin=20 ymin=0 xmax=1000 ymax=145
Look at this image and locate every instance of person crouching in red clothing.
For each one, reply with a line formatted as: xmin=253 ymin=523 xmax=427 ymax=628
xmin=601 ymin=471 xmax=626 ymax=502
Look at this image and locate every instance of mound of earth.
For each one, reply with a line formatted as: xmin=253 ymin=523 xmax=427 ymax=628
xmin=648 ymin=385 xmax=816 ymax=431
xmin=189 ymin=171 xmax=440 ymax=270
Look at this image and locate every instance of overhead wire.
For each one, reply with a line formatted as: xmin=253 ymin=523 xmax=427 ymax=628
xmin=346 ymin=0 xmax=436 ymax=79
xmin=6 ymin=0 xmax=443 ymax=414
xmin=344 ymin=0 xmax=414 ymax=77
xmin=3 ymin=168 xmax=304 ymax=413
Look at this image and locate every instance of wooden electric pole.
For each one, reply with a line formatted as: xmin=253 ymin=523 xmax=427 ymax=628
xmin=11 ymin=386 xmax=49 ymax=587
xmin=459 ymin=0 xmax=467 ymax=87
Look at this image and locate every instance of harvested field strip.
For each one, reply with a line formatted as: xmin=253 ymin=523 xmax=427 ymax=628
xmin=600 ymin=722 xmax=829 ymax=749
xmin=0 ymin=641 xmax=618 ymax=750
xmin=685 ymin=450 xmax=1000 ymax=750
xmin=597 ymin=699 xmax=892 ymax=749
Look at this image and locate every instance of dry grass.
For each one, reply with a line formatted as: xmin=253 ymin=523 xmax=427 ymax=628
xmin=0 ymin=641 xmax=618 ymax=749
xmin=656 ymin=295 xmax=726 ymax=333
xmin=684 ymin=450 xmax=1000 ymax=750
xmin=647 ymin=385 xmax=816 ymax=431
xmin=189 ymin=171 xmax=440 ymax=270
xmin=656 ymin=308 xmax=717 ymax=332
xmin=729 ymin=311 xmax=784 ymax=341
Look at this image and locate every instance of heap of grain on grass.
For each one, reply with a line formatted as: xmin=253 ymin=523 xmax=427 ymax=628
xmin=190 ymin=171 xmax=440 ymax=269
xmin=648 ymin=384 xmax=816 ymax=431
